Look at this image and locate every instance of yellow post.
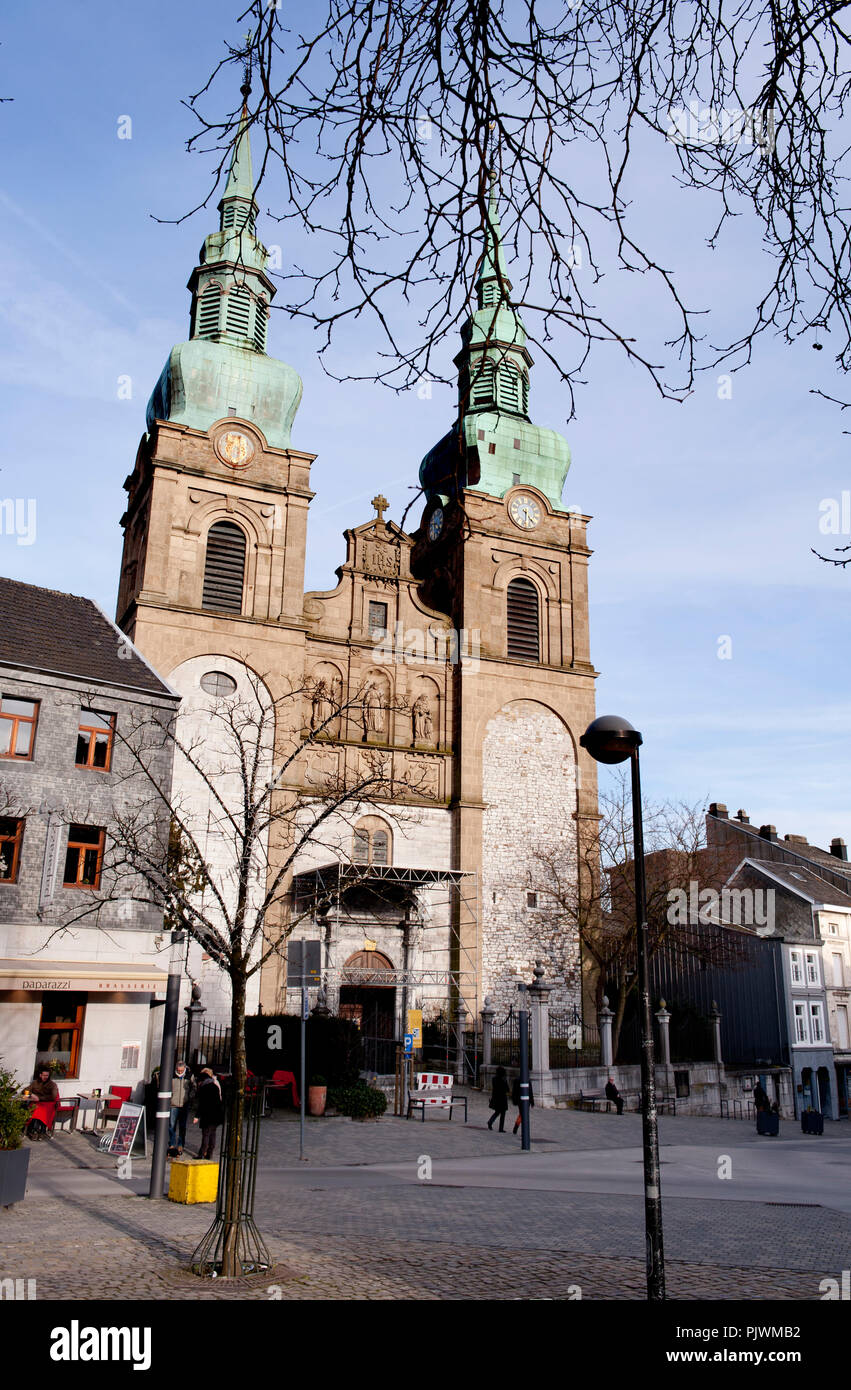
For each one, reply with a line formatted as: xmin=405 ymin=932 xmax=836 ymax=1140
xmin=167 ymin=1157 xmax=219 ymax=1203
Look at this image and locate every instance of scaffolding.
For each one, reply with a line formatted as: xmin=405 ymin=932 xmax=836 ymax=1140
xmin=290 ymin=862 xmax=480 ymax=1075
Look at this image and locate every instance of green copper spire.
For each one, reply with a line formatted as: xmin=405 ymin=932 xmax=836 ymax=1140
xmin=419 ymin=186 xmax=570 ymax=511
xmin=145 ymin=87 xmax=303 ymax=450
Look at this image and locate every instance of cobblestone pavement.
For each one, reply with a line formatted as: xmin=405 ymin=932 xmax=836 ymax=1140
xmin=4 ymin=1092 xmax=848 ymax=1300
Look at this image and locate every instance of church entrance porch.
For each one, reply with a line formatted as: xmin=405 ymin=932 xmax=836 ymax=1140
xmin=339 ymin=950 xmax=398 ymax=1074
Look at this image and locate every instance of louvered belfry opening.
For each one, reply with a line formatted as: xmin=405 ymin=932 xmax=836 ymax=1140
xmin=506 ymin=577 xmax=540 ymax=660
xmin=202 ymin=521 xmax=246 ymax=613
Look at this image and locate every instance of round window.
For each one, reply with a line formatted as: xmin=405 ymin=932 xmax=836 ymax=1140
xmin=200 ymin=671 xmax=237 ymax=697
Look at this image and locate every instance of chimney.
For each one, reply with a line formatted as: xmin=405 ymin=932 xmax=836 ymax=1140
xmin=759 ymin=824 xmax=778 ymax=842
xmin=831 ymin=837 xmax=849 ymax=862
xmin=735 ymin=810 xmax=750 ymax=824
xmin=709 ymin=802 xmax=728 ymax=818
xmin=784 ymin=833 xmax=808 ymax=846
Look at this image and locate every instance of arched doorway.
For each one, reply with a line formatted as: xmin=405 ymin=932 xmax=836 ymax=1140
xmin=339 ymin=951 xmax=397 ymax=1073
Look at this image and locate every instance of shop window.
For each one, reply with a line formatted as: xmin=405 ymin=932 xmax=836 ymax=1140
xmin=0 ymin=696 xmax=39 ymax=759
xmin=0 ymin=817 xmax=23 ymax=882
xmin=64 ymin=824 xmax=105 ymax=888
xmin=36 ymin=992 xmax=86 ymax=1080
xmin=76 ymin=709 xmax=115 ymax=770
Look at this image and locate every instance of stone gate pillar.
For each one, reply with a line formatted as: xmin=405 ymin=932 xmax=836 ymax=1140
xmin=529 ymin=961 xmax=554 ymax=1108
xmin=598 ymin=996 xmax=614 ymax=1069
xmin=655 ymin=999 xmax=671 ymax=1067
xmin=481 ymin=996 xmax=495 ymax=1070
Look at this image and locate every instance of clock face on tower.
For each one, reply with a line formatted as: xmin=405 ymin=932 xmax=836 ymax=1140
xmin=508 ymin=493 xmax=542 ymax=530
xmin=427 ymin=507 xmax=444 ymax=542
xmin=215 ymin=429 xmax=255 ymax=469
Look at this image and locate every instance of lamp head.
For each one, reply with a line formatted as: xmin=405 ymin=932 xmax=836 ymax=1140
xmin=580 ymin=715 xmax=643 ymax=765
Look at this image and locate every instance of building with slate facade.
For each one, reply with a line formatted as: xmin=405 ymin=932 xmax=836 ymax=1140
xmin=0 ymin=578 xmax=179 ymax=1091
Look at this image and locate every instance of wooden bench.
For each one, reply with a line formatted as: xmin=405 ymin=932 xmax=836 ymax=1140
xmin=406 ymin=1072 xmax=468 ymax=1122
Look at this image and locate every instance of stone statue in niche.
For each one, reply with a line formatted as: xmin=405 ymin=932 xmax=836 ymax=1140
xmin=411 ymin=694 xmax=434 ymax=745
xmin=362 ymin=683 xmax=385 ymax=740
xmin=310 ymin=679 xmax=333 ymax=731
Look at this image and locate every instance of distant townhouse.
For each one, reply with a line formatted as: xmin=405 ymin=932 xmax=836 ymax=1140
xmin=723 ymin=857 xmax=843 ymax=1118
xmin=0 ymin=578 xmax=180 ymax=1094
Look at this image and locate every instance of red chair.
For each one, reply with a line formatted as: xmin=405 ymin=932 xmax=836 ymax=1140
xmin=265 ymin=1070 xmax=300 ymax=1109
xmin=101 ymin=1085 xmax=132 ymax=1124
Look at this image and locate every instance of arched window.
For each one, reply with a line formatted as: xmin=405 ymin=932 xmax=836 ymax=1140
xmin=471 ymin=357 xmax=495 ymax=407
xmin=226 ymin=285 xmax=252 ymax=337
xmin=351 ymin=819 xmax=393 ymax=866
xmin=506 ymin=577 xmax=540 ymax=660
xmin=197 ymin=282 xmax=222 ymax=337
xmin=202 ymin=521 xmax=246 ymax=613
xmin=253 ymin=298 xmax=268 ymax=352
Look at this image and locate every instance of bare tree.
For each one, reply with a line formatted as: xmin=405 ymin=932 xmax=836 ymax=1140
xmin=59 ymin=670 xmax=430 ymax=1277
xmin=534 ymin=773 xmax=743 ymax=1057
xmin=177 ymin=2 xmax=851 ymax=415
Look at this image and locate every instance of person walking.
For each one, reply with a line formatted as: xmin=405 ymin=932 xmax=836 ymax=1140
xmin=487 ymin=1066 xmax=510 ymax=1131
xmin=193 ymin=1068 xmax=224 ymax=1160
xmin=168 ymin=1060 xmax=195 ymax=1156
xmin=512 ymin=1075 xmax=535 ymax=1134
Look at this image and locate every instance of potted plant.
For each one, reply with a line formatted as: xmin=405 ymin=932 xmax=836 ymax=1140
xmin=801 ymin=1106 xmax=824 ymax=1135
xmin=328 ymin=1080 xmax=387 ymax=1122
xmin=308 ymin=1075 xmax=327 ymax=1117
xmin=0 ymin=1063 xmax=31 ymax=1207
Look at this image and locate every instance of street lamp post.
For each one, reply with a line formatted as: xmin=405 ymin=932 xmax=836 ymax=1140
xmin=149 ymin=930 xmax=185 ymax=1199
xmin=580 ymin=715 xmax=666 ymax=1300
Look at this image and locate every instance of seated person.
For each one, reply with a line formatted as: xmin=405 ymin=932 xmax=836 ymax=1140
xmin=605 ymin=1076 xmax=624 ymax=1115
xmin=26 ymin=1065 xmax=59 ymax=1139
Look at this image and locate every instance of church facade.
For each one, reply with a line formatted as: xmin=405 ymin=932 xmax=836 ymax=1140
xmin=116 ymin=110 xmax=599 ymax=1045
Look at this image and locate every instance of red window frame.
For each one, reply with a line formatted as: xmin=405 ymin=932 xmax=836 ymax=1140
xmin=75 ymin=709 xmax=115 ymax=771
xmin=0 ymin=696 xmax=39 ymax=760
xmin=63 ymin=825 xmax=105 ymax=889
xmin=0 ymin=817 xmax=24 ymax=883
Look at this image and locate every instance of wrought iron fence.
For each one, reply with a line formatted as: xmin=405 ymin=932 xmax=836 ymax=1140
xmin=491 ymin=1005 xmax=531 ymax=1068
xmin=549 ymin=1008 xmax=601 ymax=1068
xmin=176 ymin=1020 xmax=232 ymax=1072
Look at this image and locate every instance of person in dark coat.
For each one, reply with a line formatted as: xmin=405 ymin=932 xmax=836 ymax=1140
xmin=487 ymin=1066 xmax=510 ymax=1131
xmin=753 ymin=1082 xmax=770 ymax=1113
xmin=25 ymin=1067 xmax=59 ymax=1139
xmin=605 ymin=1077 xmax=624 ymax=1115
xmin=511 ymin=1075 xmax=535 ymax=1134
xmin=192 ymin=1068 xmax=224 ymax=1159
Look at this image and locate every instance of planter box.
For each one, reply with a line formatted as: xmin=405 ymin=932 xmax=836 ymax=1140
xmin=801 ymin=1111 xmax=824 ymax=1135
xmin=756 ymin=1111 xmax=780 ymax=1136
xmin=0 ymin=1147 xmax=30 ymax=1206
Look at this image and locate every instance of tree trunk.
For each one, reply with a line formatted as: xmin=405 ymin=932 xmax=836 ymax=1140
xmin=219 ymin=967 xmax=247 ymax=1277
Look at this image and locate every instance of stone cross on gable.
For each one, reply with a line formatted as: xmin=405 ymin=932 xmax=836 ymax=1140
xmin=371 ymin=494 xmax=389 ymax=525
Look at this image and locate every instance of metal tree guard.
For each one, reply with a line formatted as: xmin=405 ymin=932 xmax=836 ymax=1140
xmin=190 ymin=1084 xmax=271 ymax=1278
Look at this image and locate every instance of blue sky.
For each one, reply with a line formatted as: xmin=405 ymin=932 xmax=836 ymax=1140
xmin=1 ymin=4 xmax=848 ymax=849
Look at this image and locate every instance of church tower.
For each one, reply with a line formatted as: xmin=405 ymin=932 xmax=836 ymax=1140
xmin=117 ymin=104 xmax=314 ymax=679
xmin=411 ymin=187 xmax=599 ymax=1014
xmin=116 ymin=97 xmax=315 ymax=1021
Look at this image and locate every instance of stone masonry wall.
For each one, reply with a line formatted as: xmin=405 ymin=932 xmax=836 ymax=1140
xmin=481 ymin=700 xmax=580 ymax=1013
